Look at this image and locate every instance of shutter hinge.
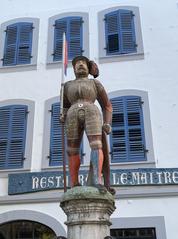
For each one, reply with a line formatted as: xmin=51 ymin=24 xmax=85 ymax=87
xmin=104 ymin=43 xmax=108 ymax=50
xmin=80 ymin=20 xmax=84 ymax=24
xmin=49 ymin=109 xmax=53 ymax=116
xmin=31 ymin=26 xmax=35 ymax=29
xmin=81 ymin=49 xmax=84 ymax=53
xmin=103 ymin=17 xmax=106 ymax=21
xmin=1 ymin=58 xmax=4 ymax=61
xmin=30 ymin=55 xmax=33 ymax=58
xmin=134 ymin=43 xmax=138 ymax=48
xmin=143 ymin=145 xmax=149 ymax=157
xmin=22 ymin=157 xmax=26 ymax=161
xmin=26 ymin=110 xmax=30 ymax=114
xmin=132 ymin=13 xmax=135 ymax=17
xmin=47 ymin=155 xmax=50 ymax=159
xmin=51 ymin=52 xmax=55 ymax=56
xmin=4 ymin=29 xmax=7 ymax=33
xmin=139 ymin=98 xmax=144 ymax=106
xmin=53 ymin=24 xmax=56 ymax=27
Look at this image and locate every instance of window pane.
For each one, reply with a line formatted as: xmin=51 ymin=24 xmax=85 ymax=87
xmin=0 ymin=220 xmax=56 ymax=239
xmin=108 ymin=34 xmax=119 ymax=52
xmin=111 ymin=228 xmax=156 ymax=239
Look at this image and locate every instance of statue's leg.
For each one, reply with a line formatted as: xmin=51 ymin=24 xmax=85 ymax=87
xmin=87 ymin=135 xmax=104 ymax=185
xmin=66 ymin=108 xmax=84 ymax=187
xmin=67 ymin=148 xmax=80 ymax=187
xmin=67 ymin=133 xmax=83 ymax=187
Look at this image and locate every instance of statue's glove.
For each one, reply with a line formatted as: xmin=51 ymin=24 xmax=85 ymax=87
xmin=102 ymin=123 xmax=112 ymax=135
xmin=59 ymin=108 xmax=68 ymax=123
xmin=59 ymin=114 xmax=65 ymax=123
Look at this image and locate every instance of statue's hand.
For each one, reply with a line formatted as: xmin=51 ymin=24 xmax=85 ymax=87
xmin=102 ymin=123 xmax=112 ymax=134
xmin=59 ymin=114 xmax=65 ymax=123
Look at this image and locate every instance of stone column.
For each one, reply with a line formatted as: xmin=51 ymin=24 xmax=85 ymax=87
xmin=60 ymin=186 xmax=115 ymax=239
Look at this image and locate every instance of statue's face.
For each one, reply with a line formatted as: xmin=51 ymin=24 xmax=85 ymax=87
xmin=74 ymin=60 xmax=89 ymax=77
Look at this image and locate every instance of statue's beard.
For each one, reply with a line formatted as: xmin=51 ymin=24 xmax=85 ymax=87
xmin=75 ymin=69 xmax=88 ymax=78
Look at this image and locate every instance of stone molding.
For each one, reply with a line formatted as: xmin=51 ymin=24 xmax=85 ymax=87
xmin=60 ymin=186 xmax=115 ymax=239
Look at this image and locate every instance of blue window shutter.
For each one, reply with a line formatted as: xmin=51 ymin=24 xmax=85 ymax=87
xmin=53 ymin=16 xmax=83 ymax=61
xmin=68 ymin=17 xmax=83 ymax=59
xmin=105 ymin=11 xmax=119 ymax=54
xmin=17 ymin=22 xmax=33 ymax=64
xmin=49 ymin=102 xmax=84 ymax=166
xmin=0 ymin=105 xmax=28 ymax=169
xmin=53 ymin=19 xmax=67 ymax=61
xmin=3 ymin=24 xmax=18 ymax=66
xmin=105 ymin=9 xmax=136 ymax=55
xmin=49 ymin=103 xmax=63 ymax=166
xmin=119 ymin=9 xmax=136 ymax=53
xmin=110 ymin=96 xmax=146 ymax=163
xmin=3 ymin=22 xmax=33 ymax=66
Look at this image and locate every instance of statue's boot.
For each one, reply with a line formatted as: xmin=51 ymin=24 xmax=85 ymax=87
xmin=68 ymin=154 xmax=80 ymax=187
xmin=90 ymin=149 xmax=107 ymax=194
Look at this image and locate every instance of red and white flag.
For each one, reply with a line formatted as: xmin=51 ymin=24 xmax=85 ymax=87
xmin=62 ymin=32 xmax=68 ymax=77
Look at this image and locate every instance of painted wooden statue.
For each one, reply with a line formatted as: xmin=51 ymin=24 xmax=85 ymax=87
xmin=60 ymin=56 xmax=115 ymax=194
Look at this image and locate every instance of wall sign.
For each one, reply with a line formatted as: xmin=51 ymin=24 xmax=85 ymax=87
xmin=8 ymin=168 xmax=178 ymax=195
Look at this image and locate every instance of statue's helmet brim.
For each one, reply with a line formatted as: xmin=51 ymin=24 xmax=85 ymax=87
xmin=72 ymin=56 xmax=90 ymax=69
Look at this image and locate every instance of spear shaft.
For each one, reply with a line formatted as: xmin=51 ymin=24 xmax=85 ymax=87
xmin=60 ymin=33 xmax=67 ymax=192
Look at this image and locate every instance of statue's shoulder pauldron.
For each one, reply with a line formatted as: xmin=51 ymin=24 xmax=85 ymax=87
xmin=93 ymin=79 xmax=104 ymax=92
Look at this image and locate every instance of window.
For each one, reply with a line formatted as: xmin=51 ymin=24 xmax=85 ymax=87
xmin=110 ymin=95 xmax=146 ymax=163
xmin=47 ymin=12 xmax=89 ymax=64
xmin=98 ymin=6 xmax=143 ymax=60
xmin=0 ymin=221 xmax=56 ymax=239
xmin=109 ymin=90 xmax=155 ymax=167
xmin=53 ymin=17 xmax=83 ymax=61
xmin=105 ymin=10 xmax=136 ymax=55
xmin=111 ymin=228 xmax=156 ymax=239
xmin=0 ymin=105 xmax=28 ymax=169
xmin=0 ymin=18 xmax=39 ymax=68
xmin=111 ymin=217 xmax=166 ymax=239
xmin=3 ymin=22 xmax=33 ymax=66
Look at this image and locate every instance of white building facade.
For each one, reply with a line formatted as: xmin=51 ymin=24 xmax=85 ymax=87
xmin=0 ymin=0 xmax=178 ymax=238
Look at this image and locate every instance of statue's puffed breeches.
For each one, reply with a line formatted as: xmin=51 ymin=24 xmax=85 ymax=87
xmin=66 ymin=102 xmax=102 ymax=140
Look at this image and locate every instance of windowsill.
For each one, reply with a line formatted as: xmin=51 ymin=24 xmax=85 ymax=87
xmin=0 ymin=168 xmax=31 ymax=178
xmin=110 ymin=160 xmax=156 ymax=169
xmin=42 ymin=163 xmax=86 ymax=171
xmin=0 ymin=63 xmax=37 ymax=73
xmin=41 ymin=160 xmax=156 ymax=172
xmin=46 ymin=60 xmax=73 ymax=69
xmin=99 ymin=52 xmax=144 ymax=64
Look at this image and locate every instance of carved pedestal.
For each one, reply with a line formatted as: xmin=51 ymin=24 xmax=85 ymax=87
xmin=60 ymin=186 xmax=115 ymax=239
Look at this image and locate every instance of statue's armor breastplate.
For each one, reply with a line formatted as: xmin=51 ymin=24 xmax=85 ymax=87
xmin=66 ymin=79 xmax=97 ymax=104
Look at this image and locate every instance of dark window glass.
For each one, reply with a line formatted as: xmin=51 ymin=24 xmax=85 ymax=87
xmin=111 ymin=228 xmax=156 ymax=239
xmin=0 ymin=221 xmax=56 ymax=239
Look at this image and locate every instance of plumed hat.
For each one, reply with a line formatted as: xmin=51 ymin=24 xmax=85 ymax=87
xmin=72 ymin=56 xmax=99 ymax=78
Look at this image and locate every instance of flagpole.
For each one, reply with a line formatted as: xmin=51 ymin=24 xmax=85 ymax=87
xmin=60 ymin=32 xmax=67 ymax=192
